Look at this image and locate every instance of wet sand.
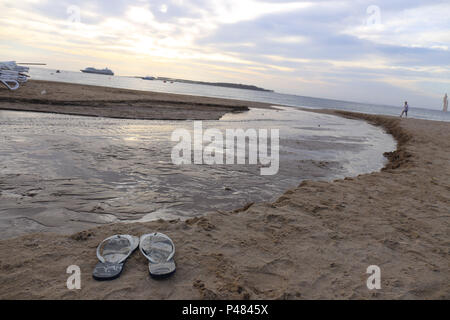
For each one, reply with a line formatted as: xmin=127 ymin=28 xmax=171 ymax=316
xmin=0 ymin=107 xmax=396 ymax=240
xmin=0 ymin=80 xmax=271 ymax=120
xmin=0 ymin=83 xmax=449 ymax=299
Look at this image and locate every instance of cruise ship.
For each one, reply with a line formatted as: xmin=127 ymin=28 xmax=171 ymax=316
xmin=80 ymin=67 xmax=114 ymax=76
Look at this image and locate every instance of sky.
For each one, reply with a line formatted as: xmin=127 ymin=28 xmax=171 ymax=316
xmin=0 ymin=0 xmax=449 ymax=109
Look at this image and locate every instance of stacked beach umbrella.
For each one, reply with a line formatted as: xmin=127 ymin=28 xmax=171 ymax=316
xmin=0 ymin=61 xmax=30 ymax=90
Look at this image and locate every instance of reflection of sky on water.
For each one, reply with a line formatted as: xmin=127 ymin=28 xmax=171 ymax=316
xmin=0 ymin=107 xmax=395 ymax=225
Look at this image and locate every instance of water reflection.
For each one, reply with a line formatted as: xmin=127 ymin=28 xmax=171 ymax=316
xmin=0 ymin=107 xmax=396 ymax=238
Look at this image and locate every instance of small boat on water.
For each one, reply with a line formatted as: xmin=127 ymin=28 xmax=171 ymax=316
xmin=142 ymin=76 xmax=155 ymax=80
xmin=81 ymin=67 xmax=114 ymax=76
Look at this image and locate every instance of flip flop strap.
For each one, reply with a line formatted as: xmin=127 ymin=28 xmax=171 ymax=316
xmin=140 ymin=233 xmax=175 ymax=263
xmin=96 ymin=235 xmax=132 ymax=264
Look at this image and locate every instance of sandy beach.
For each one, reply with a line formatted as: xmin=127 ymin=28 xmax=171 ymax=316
xmin=0 ymin=80 xmax=271 ymax=120
xmin=0 ymin=82 xmax=449 ymax=299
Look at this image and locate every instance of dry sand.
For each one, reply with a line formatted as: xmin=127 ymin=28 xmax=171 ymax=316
xmin=0 ymin=83 xmax=449 ymax=299
xmin=0 ymin=80 xmax=271 ymax=120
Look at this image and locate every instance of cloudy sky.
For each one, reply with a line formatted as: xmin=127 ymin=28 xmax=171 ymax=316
xmin=1 ymin=0 xmax=449 ymax=108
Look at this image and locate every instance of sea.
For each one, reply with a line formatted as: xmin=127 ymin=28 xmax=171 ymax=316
xmin=28 ymin=67 xmax=450 ymax=122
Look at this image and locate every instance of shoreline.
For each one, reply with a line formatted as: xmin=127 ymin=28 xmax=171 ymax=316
xmin=0 ymin=83 xmax=448 ymax=299
xmin=0 ymin=80 xmax=272 ymax=120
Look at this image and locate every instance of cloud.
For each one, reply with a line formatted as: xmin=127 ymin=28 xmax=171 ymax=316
xmin=343 ymin=2 xmax=450 ymax=51
xmin=0 ymin=0 xmax=448 ymax=108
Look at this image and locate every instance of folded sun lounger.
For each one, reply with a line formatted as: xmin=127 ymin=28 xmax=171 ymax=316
xmin=0 ymin=61 xmax=30 ymax=90
xmin=139 ymin=232 xmax=176 ymax=279
xmin=0 ymin=61 xmax=30 ymax=73
xmin=92 ymin=234 xmax=139 ymax=281
xmin=0 ymin=79 xmax=19 ymax=90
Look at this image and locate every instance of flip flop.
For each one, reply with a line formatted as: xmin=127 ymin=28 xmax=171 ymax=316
xmin=93 ymin=234 xmax=139 ymax=281
xmin=139 ymin=232 xmax=176 ymax=279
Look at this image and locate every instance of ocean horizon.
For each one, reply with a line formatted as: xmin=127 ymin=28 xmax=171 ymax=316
xmin=29 ymin=67 xmax=450 ymax=123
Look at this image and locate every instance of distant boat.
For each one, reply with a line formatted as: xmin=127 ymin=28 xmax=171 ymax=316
xmin=142 ymin=76 xmax=155 ymax=80
xmin=81 ymin=67 xmax=114 ymax=76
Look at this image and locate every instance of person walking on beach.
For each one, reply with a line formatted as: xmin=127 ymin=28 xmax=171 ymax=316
xmin=444 ymin=93 xmax=448 ymax=112
xmin=400 ymin=101 xmax=409 ymax=118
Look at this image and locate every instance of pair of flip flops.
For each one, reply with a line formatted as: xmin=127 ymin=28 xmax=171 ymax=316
xmin=93 ymin=232 xmax=176 ymax=281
